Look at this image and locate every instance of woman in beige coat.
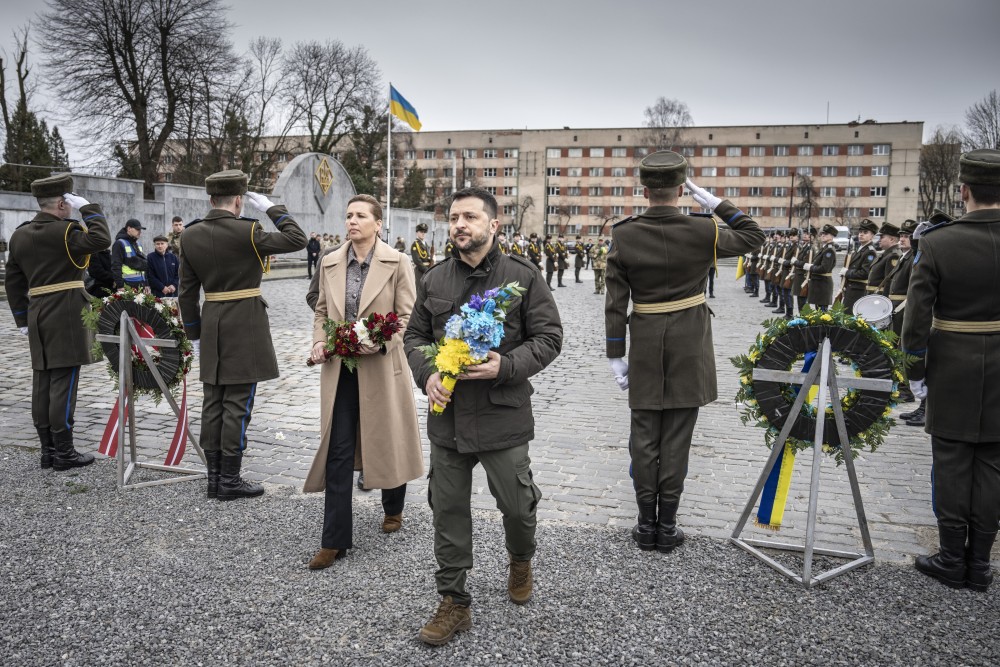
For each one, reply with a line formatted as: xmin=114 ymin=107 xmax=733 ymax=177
xmin=305 ymin=194 xmax=424 ymax=570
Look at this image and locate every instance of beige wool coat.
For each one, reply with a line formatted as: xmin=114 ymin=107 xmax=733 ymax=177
xmin=302 ymin=240 xmax=424 ymax=493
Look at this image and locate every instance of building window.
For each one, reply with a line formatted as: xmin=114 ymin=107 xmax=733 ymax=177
xmin=589 ymin=205 xmax=604 ymax=216
xmin=872 ymin=165 xmax=890 ymax=176
xmin=822 ymin=145 xmax=839 ymax=156
xmin=680 ymin=146 xmax=695 ymax=157
xmin=796 ymin=166 xmax=813 ymax=176
xmin=587 ymin=225 xmax=603 ymax=235
xmin=774 ymin=145 xmax=790 ymax=156
xmin=483 ymin=167 xmax=496 ymax=178
xmin=870 ymin=186 xmax=887 ymax=197
xmin=611 ymin=167 xmax=626 ymax=177
xmin=820 ymin=207 xmax=836 ymax=217
xmin=749 ymin=146 xmax=766 ymax=157
xmin=443 ymin=167 xmax=454 ymax=178
xmin=163 ymin=172 xmax=173 ymax=182
xmin=590 ymin=147 xmax=605 ymax=158
xmin=503 ymin=204 xmax=516 ymax=216
xmin=504 ymin=148 xmax=519 ymax=158
xmin=873 ymin=144 xmax=891 ymax=155
xmin=726 ymin=146 xmax=741 ymax=157
xmin=747 ymin=206 xmax=764 ymax=216
xmin=821 ymin=166 xmax=838 ymax=177
xmin=463 ymin=148 xmax=476 ymax=158
xmin=404 ymin=150 xmax=416 ymax=160
xmin=464 ymin=168 xmax=476 ymax=179
xmin=844 ymin=186 xmax=860 ymax=197
xmin=611 ymin=147 xmax=627 ymax=157
xmin=483 ymin=149 xmax=497 ymax=159
xmin=820 ymin=187 xmax=836 ymax=197
xmin=633 ymin=186 xmax=644 ymax=196
xmin=845 ymin=207 xmax=861 ymax=218
xmin=611 ymin=205 xmax=624 ymax=215
xmin=443 ymin=149 xmax=455 ymax=159
xmin=702 ymin=167 xmax=717 ymax=177
xmin=847 ymin=144 xmax=863 ymax=156
xmin=772 ymin=186 xmax=787 ymax=197
xmin=724 ymin=187 xmax=740 ymax=197
xmin=725 ymin=166 xmax=740 ymax=177
xmin=503 ymin=167 xmax=517 ymax=177
xmin=568 ymin=148 xmax=583 ymax=158
xmin=773 ymin=166 xmax=789 ymax=177
xmin=748 ymin=186 xmax=763 ymax=196
xmin=589 ymin=186 xmax=602 ymax=196
xmin=771 ymin=206 xmax=787 ymax=218
xmin=546 ymin=206 xmax=560 ymax=215
xmin=568 ymin=205 xmax=580 ymax=215
xmin=484 ymin=186 xmax=496 ymax=195
xmin=567 ymin=167 xmax=582 ymax=177
xmin=503 ymin=185 xmax=517 ymax=196
xmin=749 ymin=166 xmax=764 ymax=177
xmin=547 ymin=186 xmax=560 ymax=196
xmin=797 ymin=145 xmax=814 ymax=156
xmin=635 ymin=147 xmax=649 ymax=157
xmin=546 ymin=167 xmax=561 ymax=177
xmin=635 ymin=206 xmax=648 ymax=215
xmin=424 ymin=168 xmax=437 ymax=178
xmin=611 ymin=186 xmax=625 ymax=196
xmin=424 ymin=149 xmax=437 ymax=159
xmin=702 ymin=146 xmax=718 ymax=157
xmin=566 ymin=186 xmax=582 ymax=196
xmin=589 ymin=167 xmax=604 ymax=177
xmin=846 ymin=166 xmax=862 ymax=177
xmin=544 ymin=223 xmax=560 ymax=234
xmin=546 ymin=148 xmax=561 ymax=158
xmin=869 ymin=207 xmax=886 ymax=217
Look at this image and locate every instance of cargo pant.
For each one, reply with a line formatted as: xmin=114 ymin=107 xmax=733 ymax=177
xmin=428 ymin=441 xmax=542 ymax=606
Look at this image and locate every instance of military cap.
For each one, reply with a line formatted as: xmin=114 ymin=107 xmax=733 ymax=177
xmin=928 ymin=209 xmax=954 ymax=225
xmin=958 ymin=148 xmax=1000 ymax=185
xmin=153 ymin=235 xmax=169 ymax=243
xmin=639 ymin=150 xmax=688 ymax=189
xmin=899 ymin=219 xmax=918 ymax=235
xmin=808 ymin=226 xmax=818 ymax=235
xmin=820 ymin=224 xmax=838 ymax=236
xmin=125 ymin=218 xmax=146 ymax=230
xmin=205 ymin=169 xmax=249 ymax=196
xmin=857 ymin=219 xmax=878 ymax=234
xmin=878 ymin=221 xmax=900 ymax=237
xmin=31 ymin=173 xmax=73 ymax=198
xmin=415 ymin=223 xmax=428 ymax=233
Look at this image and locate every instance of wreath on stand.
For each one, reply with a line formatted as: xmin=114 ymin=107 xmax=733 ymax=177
xmin=82 ymin=286 xmax=193 ymax=401
xmin=731 ymin=304 xmax=913 ymax=465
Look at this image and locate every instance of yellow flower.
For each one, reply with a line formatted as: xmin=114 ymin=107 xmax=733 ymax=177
xmin=894 ymin=370 xmax=904 ymax=381
xmin=748 ymin=399 xmax=758 ymax=407
xmin=741 ymin=375 xmax=751 ymax=385
xmin=820 ymin=314 xmax=833 ymax=322
xmin=857 ymin=317 xmax=867 ymax=325
xmin=749 ymin=350 xmax=761 ymax=362
xmin=434 ymin=339 xmax=473 ymax=376
xmin=822 ymin=444 xmax=833 ymax=453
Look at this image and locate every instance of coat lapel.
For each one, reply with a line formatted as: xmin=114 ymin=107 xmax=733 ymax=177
xmin=323 ymin=245 xmax=350 ymax=320
xmin=358 ymin=241 xmax=398 ymax=316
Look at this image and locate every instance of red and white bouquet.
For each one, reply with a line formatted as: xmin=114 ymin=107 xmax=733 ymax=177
xmin=307 ymin=312 xmax=401 ymax=371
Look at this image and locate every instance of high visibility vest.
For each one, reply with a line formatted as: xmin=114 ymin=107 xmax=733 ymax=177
xmin=119 ymin=238 xmax=145 ymax=282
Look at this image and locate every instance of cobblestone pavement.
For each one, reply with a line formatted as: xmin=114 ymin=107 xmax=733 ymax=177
xmin=2 ymin=261 xmax=990 ymax=568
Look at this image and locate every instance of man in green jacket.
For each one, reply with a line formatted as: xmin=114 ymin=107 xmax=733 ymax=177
xmin=6 ymin=174 xmax=111 ymax=470
xmin=179 ymin=170 xmax=307 ymax=501
xmin=404 ymin=187 xmax=562 ymax=646
xmin=605 ymin=151 xmax=763 ymax=555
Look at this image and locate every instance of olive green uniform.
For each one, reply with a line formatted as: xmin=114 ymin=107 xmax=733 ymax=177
xmin=590 ymin=243 xmax=608 ymax=294
xmin=807 ymin=242 xmax=837 ymax=307
xmin=410 ymin=238 xmax=432 ymax=279
xmin=882 ymin=247 xmax=912 ymax=335
xmin=791 ymin=240 xmax=813 ymax=311
xmin=527 ymin=240 xmax=542 ymax=270
xmin=866 ymin=245 xmax=900 ymax=295
xmin=841 ymin=241 xmax=877 ymax=313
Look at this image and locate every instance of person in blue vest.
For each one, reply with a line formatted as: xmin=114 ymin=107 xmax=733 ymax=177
xmin=111 ymin=218 xmax=148 ymax=289
xmin=147 ymin=235 xmax=180 ymax=298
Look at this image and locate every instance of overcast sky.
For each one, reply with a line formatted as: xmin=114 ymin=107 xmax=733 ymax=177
xmin=3 ymin=0 xmax=999 ymax=167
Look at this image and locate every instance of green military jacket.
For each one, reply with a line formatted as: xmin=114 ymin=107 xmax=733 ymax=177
xmin=590 ymin=244 xmax=608 ymax=270
xmin=6 ymin=205 xmax=111 ymax=370
xmin=605 ymin=201 xmax=764 ymax=410
xmin=410 ymin=237 xmax=432 ymax=275
xmin=843 ymin=242 xmax=877 ymax=289
xmin=902 ymin=208 xmax=1000 ymax=442
xmin=807 ymin=242 xmax=837 ymax=306
xmin=790 ymin=241 xmax=814 ymax=294
xmin=867 ymin=245 xmax=900 ymax=293
xmin=179 ymin=205 xmax=306 ymax=385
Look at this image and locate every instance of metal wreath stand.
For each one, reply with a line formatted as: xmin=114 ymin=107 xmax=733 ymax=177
xmin=730 ymin=336 xmax=893 ymax=588
xmin=96 ymin=310 xmax=206 ymax=490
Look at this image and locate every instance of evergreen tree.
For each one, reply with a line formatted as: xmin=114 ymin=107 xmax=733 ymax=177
xmin=0 ymin=100 xmax=70 ymax=192
xmin=394 ymin=162 xmax=425 ymax=209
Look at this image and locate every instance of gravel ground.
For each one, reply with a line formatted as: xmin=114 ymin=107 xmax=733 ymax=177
xmin=2 ymin=446 xmax=997 ymax=667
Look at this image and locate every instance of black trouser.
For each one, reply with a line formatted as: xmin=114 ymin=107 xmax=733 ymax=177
xmin=557 ymin=267 xmax=565 ymax=285
xmin=545 ymin=268 xmax=554 ymax=286
xmin=322 ymin=365 xmax=406 ymax=549
xmin=307 ymin=256 xmax=318 ymax=278
xmin=575 ymin=265 xmax=582 ymax=282
xmin=32 ymin=367 xmax=80 ymax=435
xmin=201 ymin=382 xmax=257 ymax=456
xmin=706 ymin=267 xmax=716 ymax=296
xmin=932 ymin=435 xmax=1000 ymax=533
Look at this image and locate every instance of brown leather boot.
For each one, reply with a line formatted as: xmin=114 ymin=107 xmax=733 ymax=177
xmin=507 ymin=554 xmax=533 ymax=604
xmin=382 ymin=513 xmax=403 ymax=533
xmin=307 ymin=548 xmax=346 ymax=570
xmin=418 ymin=596 xmax=472 ymax=645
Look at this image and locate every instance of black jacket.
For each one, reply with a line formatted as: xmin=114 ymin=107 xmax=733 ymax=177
xmin=404 ymin=240 xmax=563 ymax=452
xmin=110 ymin=228 xmax=148 ymax=287
xmin=86 ymin=249 xmax=115 ymax=297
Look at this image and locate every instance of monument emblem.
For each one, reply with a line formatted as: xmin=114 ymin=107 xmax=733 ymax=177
xmin=314 ymin=157 xmax=334 ymax=195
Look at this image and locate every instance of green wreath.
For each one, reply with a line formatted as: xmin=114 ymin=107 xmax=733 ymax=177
xmin=731 ymin=304 xmax=914 ymax=464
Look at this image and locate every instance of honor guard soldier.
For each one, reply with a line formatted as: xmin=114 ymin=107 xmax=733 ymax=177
xmin=790 ymin=226 xmax=815 ymax=315
xmin=902 ymin=148 xmax=1000 ymax=593
xmin=179 ymin=170 xmax=307 ymax=501
xmin=867 ymin=222 xmax=900 ymax=295
xmin=527 ymin=233 xmax=542 ymax=271
xmin=759 ymin=232 xmax=776 ymax=305
xmin=543 ymin=235 xmax=558 ymax=289
xmin=510 ymin=232 xmax=526 ymax=258
xmin=746 ymin=238 xmax=763 ymax=297
xmin=573 ymin=235 xmax=586 ymax=283
xmin=555 ymin=235 xmax=570 ymax=286
xmin=766 ymin=231 xmax=786 ymax=310
xmin=840 ymin=218 xmax=879 ymax=312
xmin=605 ymin=151 xmax=764 ymax=555
xmin=807 ymin=224 xmax=837 ymax=310
xmin=775 ymin=230 xmax=797 ymax=316
xmin=496 ymin=230 xmax=511 ymax=255
xmin=881 ymin=218 xmax=919 ymax=404
xmin=444 ymin=238 xmax=455 ymax=258
xmin=411 ymin=222 xmax=433 ymax=280
xmin=6 ymin=174 xmax=112 ymax=470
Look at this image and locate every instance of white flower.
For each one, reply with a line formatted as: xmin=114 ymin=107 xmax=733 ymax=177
xmin=170 ymin=317 xmax=179 ymax=326
xmin=133 ymin=294 xmax=145 ymax=304
xmin=102 ymin=297 xmax=111 ymax=304
xmin=275 ymin=432 xmax=286 ymax=441
xmin=352 ymin=320 xmax=371 ymax=345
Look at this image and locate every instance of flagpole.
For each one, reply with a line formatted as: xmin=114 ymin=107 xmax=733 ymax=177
xmin=385 ymin=83 xmax=392 ymax=243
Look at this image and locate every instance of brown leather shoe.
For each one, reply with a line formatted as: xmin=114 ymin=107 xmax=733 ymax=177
xmin=307 ymin=548 xmax=346 ymax=570
xmin=418 ymin=596 xmax=472 ymax=646
xmin=382 ymin=513 xmax=403 ymax=533
xmin=507 ymin=555 xmax=533 ymax=604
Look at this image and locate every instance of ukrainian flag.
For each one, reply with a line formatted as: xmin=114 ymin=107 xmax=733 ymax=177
xmin=390 ymin=85 xmax=422 ymax=131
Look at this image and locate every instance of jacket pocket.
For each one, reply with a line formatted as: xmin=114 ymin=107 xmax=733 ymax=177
xmin=488 ymin=381 xmax=534 ymax=408
xmin=424 ymin=296 xmax=454 ymax=334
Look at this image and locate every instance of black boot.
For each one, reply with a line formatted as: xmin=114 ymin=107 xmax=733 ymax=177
xmin=915 ymin=524 xmax=967 ymax=589
xmin=896 ymin=384 xmax=915 ymax=404
xmin=656 ymin=499 xmax=685 ymax=553
xmin=50 ymin=430 xmax=95 ymax=471
xmin=205 ymin=450 xmax=222 ymax=499
xmin=904 ymin=400 xmax=926 ymax=426
xmin=900 ymin=399 xmax=925 ymax=421
xmin=37 ymin=427 xmax=55 ymax=469
xmin=966 ymin=528 xmax=997 ymax=592
xmin=631 ymin=500 xmax=657 ymax=551
xmin=217 ymin=453 xmax=264 ymax=501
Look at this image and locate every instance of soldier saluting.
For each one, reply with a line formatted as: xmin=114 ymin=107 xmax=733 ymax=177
xmin=410 ymin=222 xmax=433 ymax=280
xmin=179 ymin=170 xmax=307 ymax=501
xmin=6 ymin=174 xmax=111 ymax=470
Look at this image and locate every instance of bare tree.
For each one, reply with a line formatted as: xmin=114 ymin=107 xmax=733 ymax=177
xmin=282 ymin=40 xmax=380 ymax=155
xmin=511 ymin=195 xmax=534 ymax=234
xmin=919 ymin=126 xmax=962 ymax=219
xmin=41 ymin=0 xmax=234 ymax=199
xmin=964 ymin=89 xmax=1000 ymax=150
xmin=793 ymin=173 xmax=819 ymax=226
xmin=641 ymin=96 xmax=694 ymax=152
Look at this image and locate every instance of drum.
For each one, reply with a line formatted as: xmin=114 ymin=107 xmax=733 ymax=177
xmin=853 ymin=294 xmax=893 ymax=330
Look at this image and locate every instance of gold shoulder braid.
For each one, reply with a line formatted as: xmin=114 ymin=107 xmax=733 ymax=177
xmin=64 ymin=221 xmax=91 ymax=270
xmin=250 ymin=221 xmax=271 ymax=274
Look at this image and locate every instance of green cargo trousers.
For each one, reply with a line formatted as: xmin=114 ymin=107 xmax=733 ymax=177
xmin=428 ymin=442 xmax=542 ymax=606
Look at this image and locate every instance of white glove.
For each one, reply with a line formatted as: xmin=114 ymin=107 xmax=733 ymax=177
xmin=244 ymin=192 xmax=275 ymax=211
xmin=192 ymin=339 xmax=201 ymax=356
xmin=910 ymin=379 xmax=927 ymax=400
xmin=685 ymin=178 xmax=722 ymax=211
xmin=19 ymin=326 xmax=28 ymax=335
xmin=63 ymin=193 xmax=90 ymax=209
xmin=615 ymin=374 xmax=629 ymax=391
xmin=609 ymin=357 xmax=629 ymax=391
xmin=804 ymin=263 xmax=813 ymax=271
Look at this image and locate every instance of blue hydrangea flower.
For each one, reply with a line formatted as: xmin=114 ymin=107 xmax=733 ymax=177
xmin=788 ymin=318 xmax=808 ymax=327
xmin=467 ymin=339 xmax=492 ymax=361
xmin=445 ymin=314 xmax=464 ymax=339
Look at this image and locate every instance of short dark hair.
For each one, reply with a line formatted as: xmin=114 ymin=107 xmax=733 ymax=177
xmin=451 ymin=187 xmax=497 ymax=219
xmin=968 ymin=182 xmax=1000 ymax=205
xmin=171 ymin=216 xmax=183 ymax=223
